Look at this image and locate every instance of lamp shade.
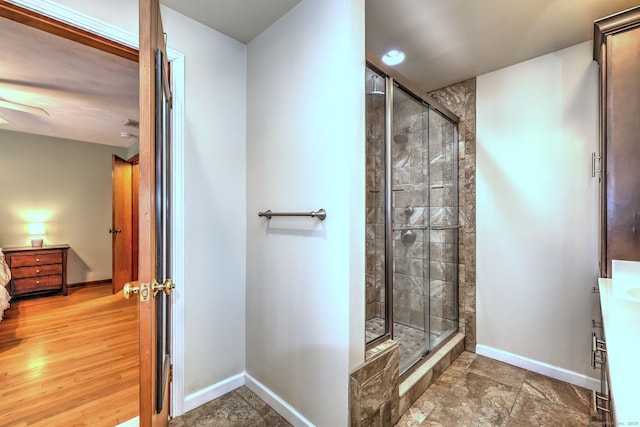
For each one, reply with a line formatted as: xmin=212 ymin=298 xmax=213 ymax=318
xmin=28 ymin=223 xmax=45 ymax=236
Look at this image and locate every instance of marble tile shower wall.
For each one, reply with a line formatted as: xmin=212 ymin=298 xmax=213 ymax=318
xmin=429 ymin=78 xmax=477 ymax=351
xmin=366 ymin=100 xmax=386 ymax=321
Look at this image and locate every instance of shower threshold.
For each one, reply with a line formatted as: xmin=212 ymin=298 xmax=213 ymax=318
xmin=366 ymin=317 xmax=453 ymax=373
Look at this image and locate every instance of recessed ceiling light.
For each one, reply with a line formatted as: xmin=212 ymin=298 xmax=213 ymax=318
xmin=382 ymin=49 xmax=405 ymax=66
xmin=120 ymin=132 xmax=137 ymax=139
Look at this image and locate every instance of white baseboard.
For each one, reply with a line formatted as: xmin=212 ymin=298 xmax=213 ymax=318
xmin=115 ymin=416 xmax=138 ymax=427
xmin=476 ymin=345 xmax=600 ymax=391
xmin=245 ymin=372 xmax=314 ymax=427
xmin=183 ymin=372 xmax=245 ymax=413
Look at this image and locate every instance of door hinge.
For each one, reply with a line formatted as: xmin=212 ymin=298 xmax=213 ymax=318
xmin=592 ymin=152 xmax=602 ymax=177
xmin=169 ymin=364 xmax=173 ymax=383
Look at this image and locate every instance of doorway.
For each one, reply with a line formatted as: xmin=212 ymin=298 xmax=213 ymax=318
xmin=0 ymin=1 xmax=186 ymax=420
xmin=112 ymin=154 xmax=140 ymax=294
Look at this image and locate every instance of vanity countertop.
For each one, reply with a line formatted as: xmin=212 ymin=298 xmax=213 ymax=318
xmin=598 ymin=277 xmax=640 ymax=425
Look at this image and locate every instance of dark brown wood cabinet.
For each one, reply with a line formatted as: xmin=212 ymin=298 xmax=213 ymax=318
xmin=2 ymin=245 xmax=69 ymax=297
xmin=594 ymin=7 xmax=640 ymax=278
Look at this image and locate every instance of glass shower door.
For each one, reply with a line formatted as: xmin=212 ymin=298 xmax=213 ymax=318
xmin=365 ymin=68 xmax=388 ymax=344
xmin=364 ymin=62 xmax=459 ymax=376
xmin=428 ymin=109 xmax=459 ymax=350
xmin=391 ymin=85 xmax=430 ymax=373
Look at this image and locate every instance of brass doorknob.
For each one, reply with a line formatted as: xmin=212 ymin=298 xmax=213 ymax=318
xmin=123 ymin=279 xmax=173 ymax=300
xmin=123 ymin=281 xmax=140 ymax=299
xmin=153 ymin=278 xmax=175 ymax=295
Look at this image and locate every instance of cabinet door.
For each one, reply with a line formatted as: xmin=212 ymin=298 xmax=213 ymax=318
xmin=605 ymin=27 xmax=640 ymax=275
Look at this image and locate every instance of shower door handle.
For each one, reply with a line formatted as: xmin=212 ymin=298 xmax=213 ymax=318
xmin=430 ymin=225 xmax=461 ymax=230
xmin=392 ymin=225 xmax=428 ymax=231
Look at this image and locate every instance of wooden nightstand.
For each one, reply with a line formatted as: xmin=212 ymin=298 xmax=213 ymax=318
xmin=2 ymin=244 xmax=70 ymax=297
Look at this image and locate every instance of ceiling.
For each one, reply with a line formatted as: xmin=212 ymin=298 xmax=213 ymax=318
xmin=366 ymin=0 xmax=640 ymax=92
xmin=159 ymin=0 xmax=302 ymax=44
xmin=0 ymin=16 xmax=138 ymax=148
xmin=1 ymin=1 xmax=638 ymax=147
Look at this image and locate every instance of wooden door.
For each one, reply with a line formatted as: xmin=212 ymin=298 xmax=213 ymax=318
xmin=137 ymin=0 xmax=173 ymax=425
xmin=112 ymin=155 xmax=133 ymax=293
xmin=132 ymin=160 xmax=140 ymax=282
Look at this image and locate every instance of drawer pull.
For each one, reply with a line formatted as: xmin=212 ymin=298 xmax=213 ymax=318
xmin=36 ymin=258 xmax=40 ymax=262
xmin=36 ymin=269 xmax=40 ymax=273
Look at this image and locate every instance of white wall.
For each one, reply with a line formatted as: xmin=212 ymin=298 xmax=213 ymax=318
xmin=160 ymin=6 xmax=247 ymax=398
xmin=0 ymin=130 xmax=127 ymax=284
xmin=246 ymin=0 xmax=365 ymax=425
xmin=44 ymin=0 xmax=248 ymax=403
xmin=476 ymin=41 xmax=600 ymax=383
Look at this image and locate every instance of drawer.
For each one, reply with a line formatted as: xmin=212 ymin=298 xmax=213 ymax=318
xmin=10 ymin=252 xmax=62 ymax=267
xmin=11 ymin=264 xmax=62 ymax=279
xmin=12 ymin=275 xmax=62 ymax=294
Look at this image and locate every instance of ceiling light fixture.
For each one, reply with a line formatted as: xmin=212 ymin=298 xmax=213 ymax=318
xmin=382 ymin=49 xmax=406 ymax=66
xmin=0 ymin=116 xmax=8 ymax=124
xmin=123 ymin=118 xmax=139 ymax=128
xmin=0 ymin=98 xmax=49 ymax=116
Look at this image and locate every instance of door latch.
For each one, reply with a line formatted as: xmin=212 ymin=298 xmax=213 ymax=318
xmin=123 ymin=281 xmax=151 ymax=302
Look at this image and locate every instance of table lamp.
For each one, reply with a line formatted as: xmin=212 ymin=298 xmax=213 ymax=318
xmin=28 ymin=223 xmax=45 ymax=247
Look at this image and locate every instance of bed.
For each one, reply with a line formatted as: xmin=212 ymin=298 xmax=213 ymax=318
xmin=0 ymin=250 xmax=11 ymax=321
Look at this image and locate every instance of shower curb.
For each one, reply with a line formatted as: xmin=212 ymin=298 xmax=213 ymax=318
xmin=398 ymin=332 xmax=465 ymax=417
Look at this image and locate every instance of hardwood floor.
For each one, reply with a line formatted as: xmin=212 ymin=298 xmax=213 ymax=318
xmin=0 ymin=284 xmax=139 ymax=426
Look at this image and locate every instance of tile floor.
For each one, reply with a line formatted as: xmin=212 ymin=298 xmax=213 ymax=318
xmin=396 ymin=351 xmax=600 ymax=426
xmin=168 ymin=386 xmax=291 ymax=427
xmin=169 ymin=352 xmax=599 ymax=426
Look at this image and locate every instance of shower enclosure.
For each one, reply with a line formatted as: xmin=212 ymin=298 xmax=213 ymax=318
xmin=365 ymin=62 xmax=459 ymax=374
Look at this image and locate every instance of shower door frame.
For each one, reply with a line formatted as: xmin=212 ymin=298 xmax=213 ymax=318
xmin=365 ymin=52 xmax=460 ymax=363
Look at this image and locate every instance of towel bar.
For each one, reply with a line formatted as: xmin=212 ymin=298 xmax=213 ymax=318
xmin=258 ymin=209 xmax=327 ymax=221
